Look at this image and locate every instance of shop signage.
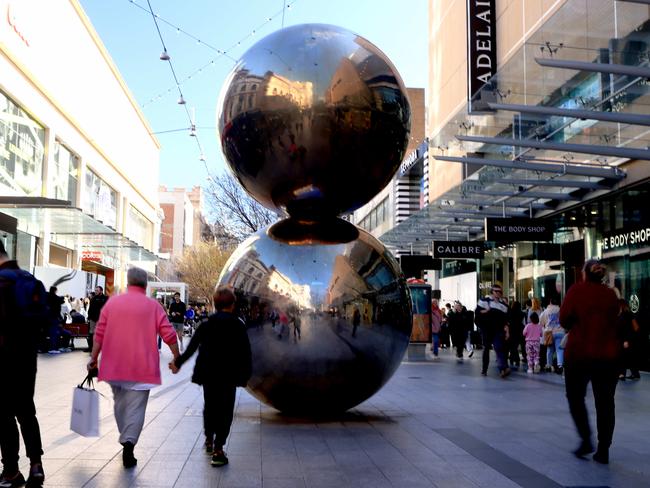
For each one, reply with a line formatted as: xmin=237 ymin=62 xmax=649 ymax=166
xmin=81 ymin=250 xmax=103 ymax=262
xmin=399 ymin=147 xmax=421 ymax=176
xmin=485 ymin=218 xmax=554 ymax=242
xmin=6 ymin=2 xmax=30 ymax=47
xmin=433 ymin=240 xmax=484 ymax=259
xmin=602 ymin=225 xmax=650 ymax=251
xmin=467 ymin=0 xmax=496 ymax=111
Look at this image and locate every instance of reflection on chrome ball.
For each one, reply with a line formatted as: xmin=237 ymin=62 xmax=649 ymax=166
xmin=217 ymin=23 xmax=411 ymax=219
xmin=217 ymin=223 xmax=412 ymax=413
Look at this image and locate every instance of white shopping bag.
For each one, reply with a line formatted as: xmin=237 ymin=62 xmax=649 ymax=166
xmin=70 ymin=376 xmax=100 ymax=437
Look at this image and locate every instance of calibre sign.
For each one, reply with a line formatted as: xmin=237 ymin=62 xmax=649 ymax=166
xmin=485 ymin=218 xmax=554 ymax=242
xmin=433 ymin=241 xmax=484 ymax=259
xmin=467 ymin=0 xmax=496 ymax=111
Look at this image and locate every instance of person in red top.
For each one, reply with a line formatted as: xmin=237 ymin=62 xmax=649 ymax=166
xmin=560 ymin=259 xmax=621 ymax=465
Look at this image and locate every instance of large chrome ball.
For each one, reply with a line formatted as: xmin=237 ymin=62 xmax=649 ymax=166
xmin=217 ymin=222 xmax=412 ymax=413
xmin=217 ymin=23 xmax=411 ymax=219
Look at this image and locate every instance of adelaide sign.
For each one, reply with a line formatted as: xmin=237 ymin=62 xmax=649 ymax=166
xmin=433 ymin=241 xmax=484 ymax=259
xmin=467 ymin=0 xmax=496 ymax=112
xmin=485 ymin=218 xmax=554 ymax=242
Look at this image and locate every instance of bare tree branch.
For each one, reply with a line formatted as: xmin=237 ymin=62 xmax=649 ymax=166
xmin=206 ymin=172 xmax=278 ymax=241
xmin=174 ymin=242 xmax=234 ymax=310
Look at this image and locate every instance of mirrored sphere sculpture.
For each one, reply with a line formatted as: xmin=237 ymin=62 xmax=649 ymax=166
xmin=217 ymin=23 xmax=411 ymax=218
xmin=217 ymin=226 xmax=412 ymax=413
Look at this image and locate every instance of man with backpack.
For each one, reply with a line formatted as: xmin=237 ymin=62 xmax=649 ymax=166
xmin=0 ymin=241 xmax=47 ymax=487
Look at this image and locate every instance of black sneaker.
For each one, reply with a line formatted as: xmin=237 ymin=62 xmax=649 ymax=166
xmin=573 ymin=441 xmax=594 ymax=459
xmin=25 ymin=464 xmax=44 ymax=488
xmin=121 ymin=441 xmax=137 ymax=469
xmin=211 ymin=451 xmax=228 ymax=467
xmin=205 ymin=440 xmax=214 ymax=455
xmin=593 ymin=450 xmax=609 ymax=464
xmin=0 ymin=471 xmax=26 ymax=488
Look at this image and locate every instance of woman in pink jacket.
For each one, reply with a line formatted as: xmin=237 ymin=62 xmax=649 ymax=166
xmin=88 ymin=267 xmax=179 ymax=468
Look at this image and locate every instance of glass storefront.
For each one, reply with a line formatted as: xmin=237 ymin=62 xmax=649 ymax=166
xmin=126 ymin=205 xmax=153 ymax=250
xmin=81 ymin=169 xmax=117 ymax=229
xmin=0 ymin=91 xmax=45 ymax=196
xmin=52 ymin=141 xmax=79 ymax=204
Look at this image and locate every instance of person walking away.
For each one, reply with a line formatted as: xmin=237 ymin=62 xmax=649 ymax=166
xmin=0 ymin=241 xmax=48 ymax=487
xmin=528 ymin=298 xmax=544 ymax=368
xmin=475 ymin=284 xmax=510 ymax=378
xmin=523 ymin=312 xmax=543 ymax=373
xmin=508 ymin=301 xmax=525 ymax=371
xmin=45 ymin=287 xmax=64 ymax=354
xmin=618 ymin=299 xmax=641 ymax=381
xmin=560 ymin=259 xmax=621 ymax=464
xmin=440 ymin=303 xmax=451 ymax=349
xmin=170 ymin=287 xmax=251 ymax=467
xmin=447 ymin=301 xmax=469 ymax=362
xmin=85 ymin=286 xmax=108 ymax=353
xmin=87 ymin=267 xmax=179 ymax=468
xmin=540 ymin=297 xmax=564 ymax=374
xmin=168 ymin=292 xmax=186 ymax=351
xmin=431 ymin=299 xmax=442 ymax=359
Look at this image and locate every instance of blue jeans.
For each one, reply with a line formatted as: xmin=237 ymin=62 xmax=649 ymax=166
xmin=431 ymin=333 xmax=440 ymax=356
xmin=547 ymin=331 xmax=565 ymax=367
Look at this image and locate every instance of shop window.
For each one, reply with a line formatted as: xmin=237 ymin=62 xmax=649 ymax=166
xmin=0 ymin=91 xmax=45 ymax=196
xmin=52 ymin=141 xmax=79 ymax=204
xmin=81 ymin=169 xmax=117 ymax=229
xmin=49 ymin=243 xmax=70 ymax=267
xmin=127 ymin=205 xmax=154 ymax=250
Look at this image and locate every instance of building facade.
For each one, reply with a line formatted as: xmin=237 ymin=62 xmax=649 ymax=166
xmin=352 ymin=87 xmax=427 ymax=246
xmin=159 ymin=186 xmax=195 ymax=258
xmin=382 ymin=0 xmax=650 ymax=366
xmin=0 ymin=0 xmax=161 ymax=294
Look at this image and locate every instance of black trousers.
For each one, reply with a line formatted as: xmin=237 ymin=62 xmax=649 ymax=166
xmin=0 ymin=373 xmax=43 ymax=471
xmin=451 ymin=333 xmax=466 ymax=358
xmin=203 ymin=383 xmax=236 ymax=449
xmin=565 ymin=361 xmax=618 ymax=450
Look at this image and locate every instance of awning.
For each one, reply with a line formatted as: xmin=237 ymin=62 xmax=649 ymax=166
xmin=0 ymin=198 xmax=158 ymax=262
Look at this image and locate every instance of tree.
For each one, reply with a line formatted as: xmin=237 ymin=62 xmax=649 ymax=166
xmin=206 ymin=172 xmax=277 ymax=241
xmin=174 ymin=242 xmax=233 ymax=309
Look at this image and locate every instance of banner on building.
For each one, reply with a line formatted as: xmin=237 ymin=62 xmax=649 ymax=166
xmin=467 ymin=0 xmax=497 ymax=112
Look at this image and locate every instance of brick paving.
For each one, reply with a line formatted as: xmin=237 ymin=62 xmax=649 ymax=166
xmin=19 ymin=339 xmax=650 ymax=487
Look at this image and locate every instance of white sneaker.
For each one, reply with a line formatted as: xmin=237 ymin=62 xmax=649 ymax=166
xmin=527 ymin=369 xmax=533 ymax=374
xmin=48 ymin=350 xmax=61 ymax=354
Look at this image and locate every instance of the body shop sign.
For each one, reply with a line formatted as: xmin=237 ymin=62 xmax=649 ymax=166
xmin=485 ymin=218 xmax=554 ymax=242
xmin=467 ymin=0 xmax=497 ymax=112
xmin=602 ymin=226 xmax=650 ymax=252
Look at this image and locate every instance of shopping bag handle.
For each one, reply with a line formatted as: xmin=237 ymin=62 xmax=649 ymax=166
xmin=78 ymin=373 xmax=95 ymax=390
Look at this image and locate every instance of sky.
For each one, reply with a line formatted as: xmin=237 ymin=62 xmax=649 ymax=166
xmin=79 ymin=0 xmax=429 ymax=190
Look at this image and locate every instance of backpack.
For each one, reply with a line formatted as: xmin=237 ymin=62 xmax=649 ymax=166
xmin=0 ymin=268 xmax=50 ymax=341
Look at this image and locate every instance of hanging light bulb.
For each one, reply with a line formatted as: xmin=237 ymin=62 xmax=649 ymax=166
xmin=189 ymin=124 xmax=196 ymax=137
xmin=177 ymin=95 xmax=186 ymax=105
xmin=199 ymin=153 xmax=206 ymax=162
xmin=160 ymin=49 xmax=170 ymax=61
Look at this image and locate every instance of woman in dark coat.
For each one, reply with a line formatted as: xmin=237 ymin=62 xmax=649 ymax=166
xmin=508 ymin=301 xmax=526 ymax=370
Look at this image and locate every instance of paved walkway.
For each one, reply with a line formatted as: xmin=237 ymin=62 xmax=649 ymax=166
xmin=22 ymin=340 xmax=650 ymax=487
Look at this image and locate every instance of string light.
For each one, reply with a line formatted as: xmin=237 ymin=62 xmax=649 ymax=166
xmin=133 ymin=0 xmax=300 ymax=107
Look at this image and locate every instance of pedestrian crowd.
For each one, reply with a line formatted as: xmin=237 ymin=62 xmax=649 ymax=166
xmin=0 ymin=239 xmax=251 ymax=487
xmin=0 ymin=244 xmax=644 ymax=487
xmin=430 ymin=258 xmax=644 ymax=465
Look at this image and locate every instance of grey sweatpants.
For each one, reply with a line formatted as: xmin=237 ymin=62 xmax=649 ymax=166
xmin=110 ymin=386 xmax=150 ymax=445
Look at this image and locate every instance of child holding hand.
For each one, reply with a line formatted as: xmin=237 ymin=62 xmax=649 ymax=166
xmin=523 ymin=312 xmax=543 ymax=373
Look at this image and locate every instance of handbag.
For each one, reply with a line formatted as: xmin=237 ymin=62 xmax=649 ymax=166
xmin=70 ymin=373 xmax=100 ymax=437
xmin=543 ymin=328 xmax=554 ymax=346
